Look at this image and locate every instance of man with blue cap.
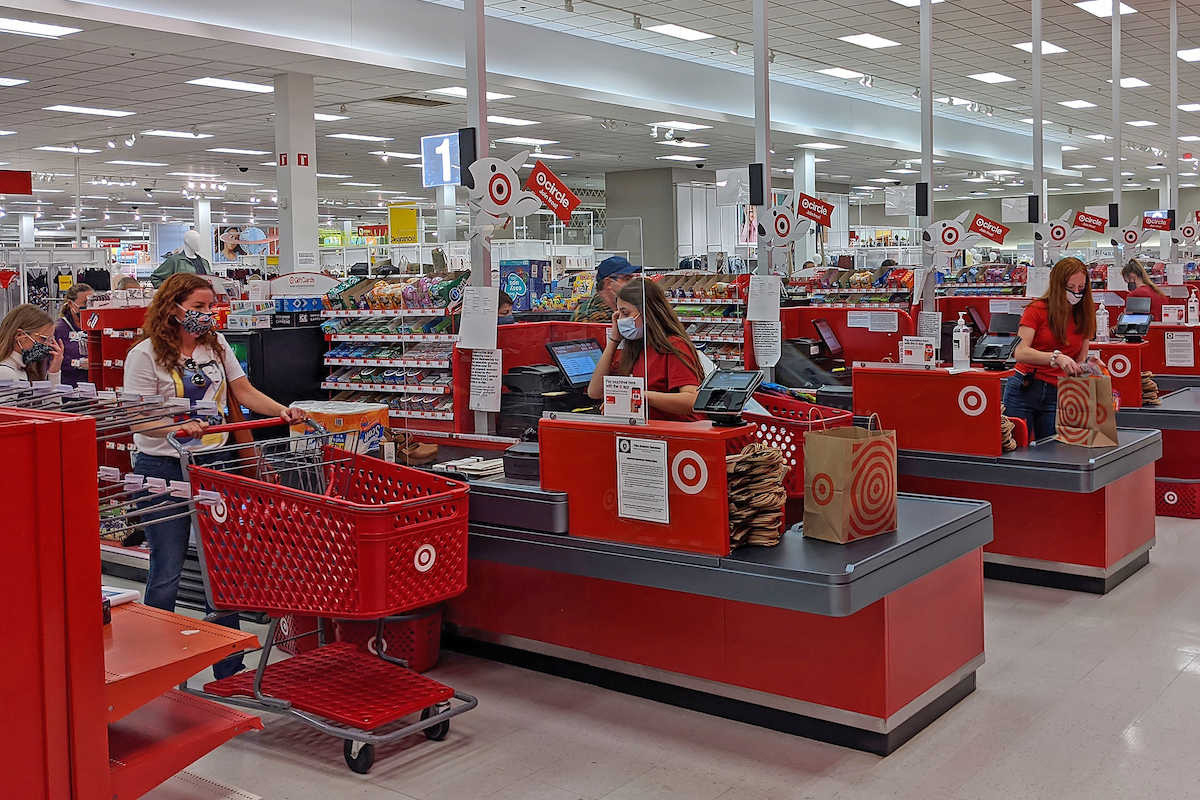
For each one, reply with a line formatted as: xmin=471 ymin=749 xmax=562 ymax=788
xmin=573 ymin=256 xmax=641 ymax=323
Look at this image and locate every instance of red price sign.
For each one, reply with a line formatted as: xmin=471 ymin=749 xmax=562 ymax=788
xmin=796 ymin=192 xmax=833 ymax=227
xmin=1142 ymin=214 xmax=1172 ymax=231
xmin=968 ymin=213 xmax=1010 ymax=244
xmin=1073 ymin=210 xmax=1108 ymax=233
xmin=524 ymin=160 xmax=580 ymax=223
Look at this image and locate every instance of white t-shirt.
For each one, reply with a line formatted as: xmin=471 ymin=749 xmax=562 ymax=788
xmin=123 ymin=334 xmax=246 ymax=457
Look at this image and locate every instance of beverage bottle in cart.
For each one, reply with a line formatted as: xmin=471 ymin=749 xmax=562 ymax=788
xmin=952 ymin=311 xmax=972 ymax=369
xmin=1095 ymin=303 xmax=1110 ymax=343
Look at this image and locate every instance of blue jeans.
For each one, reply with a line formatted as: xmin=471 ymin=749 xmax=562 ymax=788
xmin=134 ymin=451 xmax=245 ymax=679
xmin=1002 ymin=374 xmax=1059 ymax=442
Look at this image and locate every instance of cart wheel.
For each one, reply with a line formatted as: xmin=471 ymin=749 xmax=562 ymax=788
xmin=421 ymin=706 xmax=450 ymax=741
xmin=343 ymin=739 xmax=375 ymax=774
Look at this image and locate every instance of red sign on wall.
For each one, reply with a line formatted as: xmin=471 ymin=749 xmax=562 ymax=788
xmin=969 ymin=213 xmax=1010 ymax=244
xmin=298 ymin=153 xmax=309 ymax=167
xmin=524 ymin=160 xmax=580 ymax=223
xmin=0 ymin=170 xmax=33 ymax=195
xmin=278 ymin=153 xmax=288 ymax=167
xmin=796 ymin=193 xmax=833 ymax=227
xmin=357 ymin=224 xmax=389 ymax=236
xmin=1073 ymin=210 xmax=1108 ymax=233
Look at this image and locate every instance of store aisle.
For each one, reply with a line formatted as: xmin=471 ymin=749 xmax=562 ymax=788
xmin=168 ymin=515 xmax=1200 ymax=800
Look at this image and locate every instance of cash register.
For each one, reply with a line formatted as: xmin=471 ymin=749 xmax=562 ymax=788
xmin=498 ymin=339 xmax=603 ymax=438
xmin=1116 ymin=296 xmax=1153 ymax=342
xmin=971 ymin=312 xmax=1022 ymax=370
xmin=694 ymin=369 xmax=764 ymax=426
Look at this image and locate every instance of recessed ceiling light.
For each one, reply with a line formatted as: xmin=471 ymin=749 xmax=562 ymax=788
xmin=1064 ymin=183 xmax=1085 ymax=186
xmin=1181 ymin=135 xmax=1200 ymax=142
xmin=1126 ymin=120 xmax=1157 ymax=127
xmin=207 ymin=148 xmax=272 ymax=155
xmin=1020 ymin=119 xmax=1054 ymax=124
xmin=1182 ymin=172 xmax=1199 ymax=177
xmin=35 ymin=145 xmax=100 ymax=153
xmin=1062 ymin=145 xmax=1080 ymax=151
xmin=1075 ymin=0 xmax=1136 ymax=16
xmin=853 ymin=186 xmax=878 ymax=191
xmin=340 ymin=182 xmax=382 ymax=187
xmin=1107 ymin=77 xmax=1150 ymax=88
xmin=1147 ymin=164 xmax=1166 ymax=169
xmin=106 ymin=160 xmax=167 ymax=167
xmin=908 ymin=158 xmax=946 ymax=164
xmin=987 ymin=187 xmax=1006 ymax=191
xmin=1059 ymin=99 xmax=1097 ymax=109
xmin=838 ymin=33 xmax=900 ymax=49
xmin=1180 ymin=49 xmax=1200 ymax=62
xmin=969 ymin=72 xmax=1015 ymax=84
xmin=1121 ymin=171 xmax=1135 ymax=176
xmin=1015 ymin=41 xmax=1068 ymax=54
xmin=817 ymin=67 xmax=864 ymax=79
xmin=0 ymin=17 xmax=81 ymax=38
xmin=316 ymin=173 xmax=352 ymax=178
xmin=187 ymin=77 xmax=274 ymax=93
xmin=496 ymin=136 xmax=558 ymax=146
xmin=0 ymin=130 xmax=13 ymax=136
xmin=368 ymin=151 xmax=421 ymax=159
xmin=167 ymin=172 xmax=220 ymax=178
xmin=869 ymin=177 xmax=896 ymax=182
xmin=650 ymin=121 xmax=713 ymax=131
xmin=1069 ymin=164 xmax=1096 ymax=169
xmin=44 ymin=104 xmax=134 ymax=117
xmin=260 ymin=161 xmax=277 ymax=167
xmin=314 ymin=113 xmax=348 ymax=121
xmin=141 ymin=129 xmax=214 ymax=139
xmin=1180 ymin=104 xmax=1200 ymax=112
xmin=814 ymin=157 xmax=830 ymax=163
xmin=326 ymin=133 xmax=394 ymax=142
xmin=884 ymin=168 xmax=920 ymax=174
xmin=656 ymin=154 xmax=705 ymax=162
xmin=646 ymin=23 xmax=713 ymax=41
xmin=428 ymin=86 xmax=515 ymax=101
xmin=224 ymin=181 xmax=264 ymax=187
xmin=1087 ymin=177 xmax=1108 ymax=181
xmin=800 ymin=142 xmax=846 ymax=150
xmin=970 ymin=191 xmax=991 ymax=196
xmin=1086 ymin=133 xmax=1111 ymax=140
xmin=0 ymin=77 xmax=27 ymax=87
xmin=487 ymin=115 xmax=540 ymax=126
xmin=963 ymin=176 xmax=993 ymax=182
xmin=657 ymin=140 xmax=710 ymax=148
xmin=1101 ymin=156 xmax=1129 ymax=160
xmin=533 ymin=153 xmax=572 ymax=159
xmin=1182 ymin=183 xmax=1198 ymax=188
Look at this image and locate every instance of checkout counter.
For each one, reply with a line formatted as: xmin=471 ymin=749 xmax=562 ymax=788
xmin=1144 ymin=322 xmax=1200 ymax=394
xmin=1118 ymin=387 xmax=1200 ymax=518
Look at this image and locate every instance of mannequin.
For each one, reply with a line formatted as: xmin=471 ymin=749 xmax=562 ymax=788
xmin=151 ymin=229 xmax=212 ymax=288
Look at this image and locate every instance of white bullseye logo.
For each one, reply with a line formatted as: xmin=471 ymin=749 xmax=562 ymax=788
xmin=671 ymin=450 xmax=709 ymax=495
xmin=414 ymin=544 xmax=437 ymax=572
xmin=211 ymin=501 xmax=228 ymax=523
xmin=1165 ymin=491 xmax=1179 ymax=505
xmin=958 ymin=386 xmax=987 ymax=417
xmin=1109 ymin=355 xmax=1132 ymax=378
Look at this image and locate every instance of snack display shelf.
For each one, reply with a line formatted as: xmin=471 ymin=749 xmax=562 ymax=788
xmin=678 ymin=315 xmax=740 ymax=324
xmin=809 ymin=288 xmax=914 ymax=295
xmin=807 ymin=302 xmax=912 ymax=310
xmin=325 ymin=356 xmax=452 ymax=368
xmin=693 ymin=334 xmax=745 ymax=344
xmin=391 ymin=410 xmax=454 ymax=421
xmin=329 ymin=333 xmax=459 ymax=342
xmin=321 ymin=307 xmax=446 ymax=318
xmin=667 ymin=298 xmax=744 ymax=305
xmin=938 ymin=283 xmax=1027 ymax=290
xmin=321 ymin=381 xmax=450 ymax=394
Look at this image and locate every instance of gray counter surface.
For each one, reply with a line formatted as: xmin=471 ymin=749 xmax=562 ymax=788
xmin=1117 ymin=388 xmax=1200 ymax=431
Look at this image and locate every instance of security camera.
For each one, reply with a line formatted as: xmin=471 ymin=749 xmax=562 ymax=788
xmin=696 ymin=162 xmax=706 ymax=169
xmin=238 ymin=166 xmax=249 ymax=173
xmin=357 ymin=214 xmax=363 ymax=219
xmin=674 ymin=135 xmax=685 ymax=143
xmin=130 ymin=205 xmax=139 ymax=211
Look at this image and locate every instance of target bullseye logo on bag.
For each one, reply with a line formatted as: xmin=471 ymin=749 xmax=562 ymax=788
xmin=810 ymin=473 xmax=834 ymax=506
xmin=803 ymin=426 xmax=897 ymax=544
xmin=1055 ymin=376 xmax=1120 ymax=447
xmin=1109 ymin=355 xmax=1132 ymax=378
xmin=414 ymin=543 xmax=437 ymax=573
xmin=671 ymin=450 xmax=709 ymax=494
xmin=958 ymin=386 xmax=988 ymax=417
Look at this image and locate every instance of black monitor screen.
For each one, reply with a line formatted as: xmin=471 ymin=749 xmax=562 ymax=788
xmin=703 ymin=370 xmax=760 ymax=391
xmin=1121 ymin=313 xmax=1152 ymax=327
xmin=1125 ymin=296 xmax=1152 ymax=314
xmin=967 ymin=306 xmax=987 ymax=333
xmin=989 ymin=313 xmax=1021 ymax=335
xmin=812 ymin=318 xmax=843 ymax=357
xmin=546 ymin=339 xmax=603 ymax=387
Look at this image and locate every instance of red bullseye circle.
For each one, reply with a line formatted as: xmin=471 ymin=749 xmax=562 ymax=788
xmin=848 ymin=439 xmax=895 ymax=539
xmin=488 ymin=172 xmax=511 ymax=207
xmin=941 ymin=226 xmax=959 ymax=246
xmin=811 ymin=473 xmax=834 ymax=506
xmin=1051 ymin=224 xmax=1067 ymax=242
xmin=1124 ymin=229 xmax=1139 ymax=245
xmin=1056 ymin=380 xmax=1089 ymax=428
xmin=774 ymin=213 xmax=791 ymax=239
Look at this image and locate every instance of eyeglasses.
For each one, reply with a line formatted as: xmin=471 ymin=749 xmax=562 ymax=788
xmin=183 ymin=358 xmax=218 ymax=387
xmin=19 ymin=330 xmax=49 ymax=343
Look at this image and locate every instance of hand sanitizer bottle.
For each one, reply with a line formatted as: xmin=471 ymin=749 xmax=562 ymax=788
xmin=953 ymin=311 xmax=971 ymax=369
xmin=1096 ymin=303 xmax=1110 ymax=343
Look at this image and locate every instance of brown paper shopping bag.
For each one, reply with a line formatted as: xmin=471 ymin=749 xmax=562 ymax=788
xmin=803 ymin=426 xmax=898 ymax=544
xmin=1055 ymin=375 xmax=1119 ymax=448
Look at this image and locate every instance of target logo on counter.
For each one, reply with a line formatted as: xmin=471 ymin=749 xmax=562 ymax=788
xmin=1108 ymin=355 xmax=1132 ymax=378
xmin=810 ymin=473 xmax=834 ymax=506
xmin=958 ymin=386 xmax=988 ymax=417
xmin=671 ymin=450 xmax=709 ymax=495
xmin=414 ymin=544 xmax=437 ymax=573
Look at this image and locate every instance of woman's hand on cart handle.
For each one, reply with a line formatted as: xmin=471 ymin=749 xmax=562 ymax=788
xmin=176 ymin=419 xmax=209 ymax=439
xmin=279 ymin=406 xmax=307 ymax=425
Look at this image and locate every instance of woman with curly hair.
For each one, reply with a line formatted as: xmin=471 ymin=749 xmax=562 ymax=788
xmin=124 ymin=273 xmax=305 ymax=676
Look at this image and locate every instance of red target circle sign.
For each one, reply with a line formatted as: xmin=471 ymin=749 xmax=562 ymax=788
xmin=941 ymin=225 xmax=959 ymax=247
xmin=1124 ymin=229 xmax=1140 ymax=245
xmin=1057 ymin=380 xmax=1089 ymax=428
xmin=774 ymin=212 xmax=791 ymax=239
xmin=488 ymin=171 xmax=511 ymax=207
xmin=414 ymin=543 xmax=437 ymax=573
xmin=810 ymin=473 xmax=834 ymax=506
xmin=1050 ymin=224 xmax=1068 ymax=242
xmin=671 ymin=450 xmax=709 ymax=495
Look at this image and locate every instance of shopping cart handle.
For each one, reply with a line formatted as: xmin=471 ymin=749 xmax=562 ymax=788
xmin=202 ymin=417 xmax=297 ymax=435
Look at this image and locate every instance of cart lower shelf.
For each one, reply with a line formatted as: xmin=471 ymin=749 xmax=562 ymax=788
xmin=203 ymin=642 xmax=455 ymax=730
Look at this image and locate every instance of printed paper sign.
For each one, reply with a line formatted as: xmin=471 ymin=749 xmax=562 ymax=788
xmin=525 ymin=161 xmax=581 ymax=223
xmin=1166 ymin=331 xmax=1195 ymax=368
xmin=752 ymin=320 xmax=782 ymax=367
xmin=1162 ymin=305 xmax=1185 ymax=324
xmin=796 ymin=192 xmax=834 ymax=227
xmin=869 ymin=312 xmax=898 ymax=333
xmin=1167 ymin=264 xmax=1185 ymax=285
xmin=847 ymin=311 xmax=871 ymax=329
xmin=604 ymin=375 xmax=646 ymax=420
xmin=1107 ymin=264 xmax=1124 ymax=291
xmin=899 ymin=336 xmax=936 ymax=365
xmin=1074 ymin=210 xmax=1108 ymax=233
xmin=1026 ymin=266 xmax=1050 ymax=299
xmin=917 ymin=311 xmax=942 ymax=357
xmin=1143 ymin=214 xmax=1172 ymax=231
xmin=747 ymin=275 xmax=782 ymax=322
xmin=968 ymin=214 xmax=1010 ymax=244
xmin=989 ymin=299 xmax=1010 ymax=314
xmin=616 ymin=437 xmax=669 ymax=523
xmin=458 ymin=286 xmax=499 ymax=350
xmin=468 ymin=349 xmax=502 ymax=412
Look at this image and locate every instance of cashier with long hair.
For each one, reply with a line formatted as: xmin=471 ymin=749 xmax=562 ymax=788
xmin=1003 ymin=256 xmax=1098 ymax=440
xmin=587 ymin=278 xmax=704 ymax=421
xmin=1123 ymin=259 xmax=1167 ymax=320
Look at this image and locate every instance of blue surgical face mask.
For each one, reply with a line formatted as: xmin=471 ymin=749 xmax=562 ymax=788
xmin=497 ymin=314 xmax=515 ymax=326
xmin=617 ymin=315 xmax=643 ymax=340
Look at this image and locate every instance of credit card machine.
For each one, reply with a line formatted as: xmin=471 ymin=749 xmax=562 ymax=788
xmin=694 ymin=369 xmax=764 ymax=426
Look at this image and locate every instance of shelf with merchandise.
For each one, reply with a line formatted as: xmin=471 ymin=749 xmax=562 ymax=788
xmin=328 ymin=332 xmax=458 ymax=343
xmin=321 ymin=308 xmax=447 ymax=318
xmin=325 ymin=356 xmax=452 ymax=369
xmin=320 ymin=381 xmax=450 ymax=395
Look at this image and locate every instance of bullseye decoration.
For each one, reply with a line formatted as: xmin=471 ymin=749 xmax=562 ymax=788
xmin=810 ymin=473 xmax=834 ymax=506
xmin=958 ymin=386 xmax=988 ymax=417
xmin=1124 ymin=228 xmax=1140 ymax=245
xmin=1050 ymin=224 xmax=1068 ymax=243
xmin=1165 ymin=491 xmax=1179 ymax=505
xmin=1182 ymin=223 xmax=1198 ymax=241
xmin=1096 ymin=401 xmax=1110 ymax=425
xmin=671 ymin=450 xmax=709 ymax=495
xmin=1056 ymin=380 xmax=1090 ymax=428
xmin=848 ymin=438 xmax=897 ymax=539
xmin=774 ymin=211 xmax=791 ymax=239
xmin=367 ymin=635 xmax=389 ymax=656
xmin=941 ymin=226 xmax=959 ymax=247
xmin=488 ymin=172 xmax=512 ymax=207
xmin=1108 ymin=355 xmax=1132 ymax=378
xmin=414 ymin=543 xmax=437 ymax=573
xmin=210 ymin=500 xmax=228 ymax=524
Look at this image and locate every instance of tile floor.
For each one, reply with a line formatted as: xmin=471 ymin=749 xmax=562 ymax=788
xmin=165 ymin=516 xmax=1200 ymax=800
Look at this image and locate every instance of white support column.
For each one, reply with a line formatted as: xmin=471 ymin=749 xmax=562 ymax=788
xmin=274 ymin=73 xmax=319 ymax=273
xmin=1032 ymin=0 xmax=1046 ymax=268
xmin=192 ymin=197 xmax=212 ymax=260
xmin=1161 ymin=181 xmax=1172 ymax=252
xmin=920 ymin=0 xmax=934 ymax=306
xmin=794 ymin=149 xmax=816 ymax=267
xmin=1171 ymin=0 xmax=1180 ymax=262
xmin=752 ymin=0 xmax=771 ymax=275
xmin=74 ymin=156 xmax=82 ymax=248
xmin=465 ymin=0 xmax=491 ymax=287
xmin=19 ymin=213 xmax=34 ymax=247
xmin=436 ymin=184 xmax=458 ymax=245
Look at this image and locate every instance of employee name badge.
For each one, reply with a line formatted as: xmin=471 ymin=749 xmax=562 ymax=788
xmin=603 ymin=375 xmax=647 ymax=421
xmin=1163 ymin=305 xmax=1186 ymax=324
xmin=899 ymin=336 xmax=937 ymax=365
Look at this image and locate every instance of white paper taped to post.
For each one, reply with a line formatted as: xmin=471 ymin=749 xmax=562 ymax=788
xmin=458 ymin=286 xmax=500 ymax=350
xmin=747 ymin=275 xmax=781 ymax=322
xmin=468 ymin=348 xmax=503 ymax=412
xmin=752 ymin=320 xmax=782 ymax=367
xmin=1166 ymin=331 xmax=1195 ymax=369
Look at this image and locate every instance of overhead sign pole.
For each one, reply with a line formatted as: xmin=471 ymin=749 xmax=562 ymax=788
xmin=919 ymin=0 xmax=935 ymax=308
xmin=752 ymin=0 xmax=771 ymax=277
xmin=465 ymin=0 xmax=491 ymax=289
xmin=1171 ymin=0 xmax=1180 ymax=263
xmin=1032 ymin=0 xmax=1045 ymax=269
xmin=1112 ymin=0 xmax=1122 ymax=240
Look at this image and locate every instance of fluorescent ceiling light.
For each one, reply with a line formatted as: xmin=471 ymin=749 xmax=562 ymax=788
xmin=887 ymin=0 xmax=943 ymax=6
xmin=326 ymin=133 xmax=393 ymax=142
xmin=1182 ymin=183 xmax=1198 ymax=188
xmin=35 ymin=145 xmax=100 ymax=153
xmin=0 ymin=77 xmax=28 ymax=87
xmin=1182 ymin=172 xmax=1199 ymax=177
xmin=908 ymin=158 xmax=945 ymax=164
xmin=989 ymin=169 xmax=1019 ymax=176
xmin=1020 ymin=119 xmax=1054 ymax=124
xmin=487 ymin=115 xmax=539 ymax=126
xmin=656 ymin=154 xmax=704 ymax=162
xmin=1069 ymin=164 xmax=1096 ymax=169
xmin=533 ymin=153 xmax=572 ymax=159
xmin=428 ymin=86 xmax=514 ymax=101
xmin=1059 ymin=99 xmax=1097 ymax=109
xmin=0 ymin=130 xmax=13 ymax=136
xmin=1075 ymin=0 xmax=1135 ymax=15
xmin=817 ymin=67 xmax=864 ymax=79
xmin=650 ymin=120 xmax=713 ymax=131
xmin=368 ymin=151 xmax=421 ymax=159
xmin=44 ymin=104 xmax=134 ymax=117
xmin=224 ymin=181 xmax=263 ymax=187
xmin=496 ymin=136 xmax=558 ymax=146
xmin=141 ymin=129 xmax=214 ymax=139
xmin=0 ymin=17 xmax=81 ymax=38
xmin=1107 ymin=77 xmax=1150 ymax=88
xmin=1120 ymin=171 xmax=1135 ymax=176
xmin=838 ymin=33 xmax=900 ymax=49
xmin=646 ymin=23 xmax=713 ymax=41
xmin=1126 ymin=120 xmax=1157 ymax=127
xmin=206 ymin=147 xmax=271 ymax=155
xmin=963 ymin=177 xmax=993 ymax=182
xmin=106 ymin=160 xmax=166 ymax=167
xmin=800 ymin=142 xmax=846 ymax=150
xmin=167 ymin=172 xmax=220 ymax=178
xmin=1015 ymin=41 xmax=1068 ymax=54
xmin=869 ymin=177 xmax=896 ymax=183
xmin=340 ymin=182 xmax=381 ymax=187
xmin=1146 ymin=164 xmax=1166 ymax=169
xmin=1086 ymin=133 xmax=1111 ymax=140
xmin=884 ymin=168 xmax=919 ymax=174
xmin=969 ymin=72 xmax=1015 ymax=84
xmin=1064 ymin=183 xmax=1085 ymax=186
xmin=814 ymin=158 xmax=830 ymax=163
xmin=853 ymin=186 xmax=878 ymax=191
xmin=1181 ymin=135 xmax=1200 ymax=142
xmin=187 ymin=77 xmax=273 ymax=93
xmin=314 ymin=113 xmax=348 ymax=121
xmin=1180 ymin=49 xmax=1200 ymax=62
xmin=316 ymin=173 xmax=352 ymax=178
xmin=657 ymin=140 xmax=709 ymax=148
xmin=1101 ymin=156 xmax=1128 ymax=160
xmin=1087 ymin=177 xmax=1108 ymax=181
xmin=1180 ymin=104 xmax=1200 ymax=112
xmin=1062 ymin=145 xmax=1080 ymax=151
xmin=260 ymin=161 xmax=277 ymax=167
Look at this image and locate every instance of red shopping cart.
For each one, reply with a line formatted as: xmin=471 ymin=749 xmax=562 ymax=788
xmin=172 ymin=418 xmax=477 ymax=774
xmin=743 ymin=392 xmax=854 ymax=498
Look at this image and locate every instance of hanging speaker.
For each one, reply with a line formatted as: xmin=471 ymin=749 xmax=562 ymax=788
xmin=459 ymin=127 xmax=478 ymax=189
xmin=1109 ymin=203 xmax=1120 ymax=228
xmin=749 ymin=163 xmax=764 ymax=207
xmin=916 ymin=182 xmax=929 ymax=217
xmin=1027 ymin=194 xmax=1039 ymax=224
xmin=1169 ymin=208 xmax=1177 ymax=230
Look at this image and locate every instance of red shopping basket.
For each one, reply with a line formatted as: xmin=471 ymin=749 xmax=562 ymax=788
xmin=188 ymin=448 xmax=469 ymax=620
xmin=743 ymin=392 xmax=854 ymax=497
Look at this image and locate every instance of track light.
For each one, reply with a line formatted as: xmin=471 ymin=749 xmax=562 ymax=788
xmin=124 ymin=134 xmax=135 ymax=147
xmin=912 ymin=87 xmax=920 ymax=98
xmin=107 ymin=140 xmax=116 ymax=149
xmin=564 ymin=0 xmax=573 ymax=11
xmin=190 ymin=125 xmax=199 ymax=137
xmin=633 ymin=14 xmax=641 ymax=29
xmin=666 ymin=128 xmax=675 ymax=139
xmin=729 ymin=42 xmax=739 ymax=56
xmin=651 ymin=125 xmax=658 ymax=138
xmin=70 ymin=143 xmax=80 ymax=153
xmin=858 ymin=75 xmax=874 ymax=88
xmin=381 ymin=154 xmax=389 ymax=162
xmin=769 ymin=50 xmax=776 ymax=63
xmin=339 ymin=104 xmax=348 ymax=114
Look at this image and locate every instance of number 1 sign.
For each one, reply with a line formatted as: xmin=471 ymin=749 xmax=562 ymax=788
xmin=421 ymin=132 xmax=461 ymax=188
